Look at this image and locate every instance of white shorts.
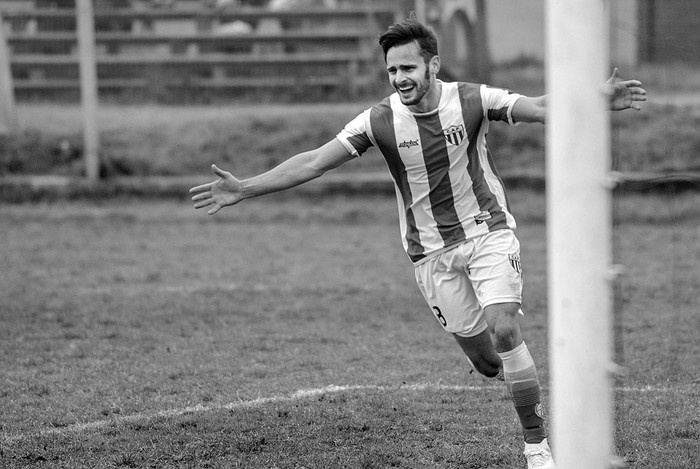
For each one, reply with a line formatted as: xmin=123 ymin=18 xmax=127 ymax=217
xmin=414 ymin=230 xmax=523 ymax=337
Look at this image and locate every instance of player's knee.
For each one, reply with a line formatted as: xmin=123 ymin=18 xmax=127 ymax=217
xmin=491 ymin=322 xmax=520 ymax=351
xmin=485 ymin=304 xmax=523 ymax=351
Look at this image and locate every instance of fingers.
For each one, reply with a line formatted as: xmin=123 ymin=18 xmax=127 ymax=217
xmin=191 ymin=190 xmax=211 ymax=201
xmin=190 ymin=183 xmax=225 ymax=213
xmin=189 ymin=181 xmax=213 ymax=208
xmin=191 ymin=194 xmax=221 ymax=214
xmin=189 ymin=181 xmax=215 ymax=194
xmin=208 ymin=204 xmax=222 ymax=216
xmin=629 ymin=86 xmax=647 ymax=101
xmin=211 ymin=164 xmax=229 ymax=178
xmin=190 ymin=164 xmax=228 ymax=193
xmin=619 ymin=79 xmax=643 ymax=89
xmin=193 ymin=197 xmax=215 ymax=209
xmin=190 ymin=164 xmax=233 ymax=215
xmin=191 ymin=189 xmax=221 ymax=210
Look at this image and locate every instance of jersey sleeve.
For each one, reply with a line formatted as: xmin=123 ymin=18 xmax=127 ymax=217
xmin=480 ymin=85 xmax=524 ymax=125
xmin=335 ymin=109 xmax=374 ymax=157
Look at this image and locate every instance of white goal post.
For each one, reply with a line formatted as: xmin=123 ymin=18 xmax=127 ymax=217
xmin=0 ymin=9 xmax=17 ymax=136
xmin=77 ymin=0 xmax=100 ymax=182
xmin=545 ymin=0 xmax=614 ymax=468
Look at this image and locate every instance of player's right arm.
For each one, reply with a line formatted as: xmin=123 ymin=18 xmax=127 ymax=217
xmin=189 ymin=138 xmax=353 ymax=215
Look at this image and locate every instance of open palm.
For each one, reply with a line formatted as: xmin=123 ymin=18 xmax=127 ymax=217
xmin=189 ymin=164 xmax=244 ymax=215
xmin=606 ymin=68 xmax=647 ymax=111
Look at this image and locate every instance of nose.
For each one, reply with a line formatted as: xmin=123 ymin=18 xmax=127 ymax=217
xmin=393 ymin=70 xmax=408 ymax=88
xmin=395 ymin=69 xmax=407 ymax=83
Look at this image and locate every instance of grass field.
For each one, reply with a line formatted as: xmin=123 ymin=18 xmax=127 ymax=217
xmin=1 ymin=189 xmax=698 ymax=468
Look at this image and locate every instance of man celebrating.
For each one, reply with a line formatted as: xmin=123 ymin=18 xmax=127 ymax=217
xmin=190 ymin=16 xmax=646 ymax=469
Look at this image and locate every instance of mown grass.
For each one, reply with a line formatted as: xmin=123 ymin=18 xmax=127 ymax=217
xmin=1 ymin=191 xmax=698 ymax=468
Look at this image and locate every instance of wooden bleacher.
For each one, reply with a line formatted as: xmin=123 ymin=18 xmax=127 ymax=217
xmin=0 ymin=0 xmax=400 ymax=101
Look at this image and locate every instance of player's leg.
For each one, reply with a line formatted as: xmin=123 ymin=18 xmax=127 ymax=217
xmin=414 ymin=240 xmax=507 ymax=379
xmin=486 ymin=304 xmax=553 ymax=468
xmin=468 ymin=231 xmax=555 ymax=467
xmin=414 ymin=242 xmax=495 ymax=363
xmin=451 ymin=329 xmax=501 ymax=377
xmin=483 ymin=302 xmax=524 ymax=352
xmin=416 ymin=237 xmax=554 ymax=466
xmin=452 ymin=303 xmax=553 ymax=468
xmin=484 ymin=302 xmax=545 ymax=444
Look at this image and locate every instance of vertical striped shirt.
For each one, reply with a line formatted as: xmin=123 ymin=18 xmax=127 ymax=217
xmin=336 ymin=81 xmax=523 ymax=264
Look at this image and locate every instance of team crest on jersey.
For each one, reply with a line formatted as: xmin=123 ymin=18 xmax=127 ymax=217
xmin=509 ymin=253 xmax=522 ymax=274
xmin=443 ymin=124 xmax=465 ymax=146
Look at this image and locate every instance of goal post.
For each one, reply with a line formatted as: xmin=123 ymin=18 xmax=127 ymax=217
xmin=0 ymin=9 xmax=17 ymax=136
xmin=545 ymin=0 xmax=614 ymax=468
xmin=76 ymin=0 xmax=100 ymax=182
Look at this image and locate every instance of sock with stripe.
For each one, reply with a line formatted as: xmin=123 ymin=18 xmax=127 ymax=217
xmin=498 ymin=341 xmax=546 ymax=444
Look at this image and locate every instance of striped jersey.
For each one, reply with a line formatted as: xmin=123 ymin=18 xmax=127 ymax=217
xmin=336 ymin=81 xmax=523 ymax=264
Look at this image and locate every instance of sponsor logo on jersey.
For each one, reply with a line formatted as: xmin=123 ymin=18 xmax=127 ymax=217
xmin=398 ymin=139 xmax=419 ymax=149
xmin=443 ymin=124 xmax=465 ymax=146
xmin=509 ymin=252 xmax=522 ymax=273
xmin=474 ymin=210 xmax=492 ymax=225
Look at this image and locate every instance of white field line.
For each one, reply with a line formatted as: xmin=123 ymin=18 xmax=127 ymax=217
xmin=1 ymin=382 xmax=691 ymax=445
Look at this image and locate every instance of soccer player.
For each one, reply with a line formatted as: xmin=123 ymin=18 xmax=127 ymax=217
xmin=189 ymin=17 xmax=646 ymax=469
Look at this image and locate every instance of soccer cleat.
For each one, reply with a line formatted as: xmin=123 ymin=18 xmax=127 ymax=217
xmin=523 ymin=438 xmax=556 ymax=469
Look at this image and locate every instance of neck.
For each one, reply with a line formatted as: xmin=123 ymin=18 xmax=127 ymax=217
xmin=408 ymin=79 xmax=441 ymax=114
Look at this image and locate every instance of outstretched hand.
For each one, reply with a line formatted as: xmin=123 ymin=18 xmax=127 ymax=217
xmin=605 ymin=68 xmax=647 ymax=111
xmin=189 ymin=164 xmax=243 ymax=215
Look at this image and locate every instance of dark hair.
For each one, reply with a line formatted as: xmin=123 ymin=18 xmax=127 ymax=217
xmin=378 ymin=13 xmax=439 ymax=63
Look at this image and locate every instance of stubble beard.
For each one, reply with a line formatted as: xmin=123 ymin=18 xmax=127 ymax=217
xmin=396 ymin=69 xmax=432 ymax=107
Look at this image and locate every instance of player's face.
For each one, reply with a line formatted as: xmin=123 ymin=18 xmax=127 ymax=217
xmin=386 ymin=41 xmax=438 ymax=111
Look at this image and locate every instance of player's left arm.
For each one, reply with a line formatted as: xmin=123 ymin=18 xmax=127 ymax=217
xmin=511 ymin=68 xmax=647 ymax=125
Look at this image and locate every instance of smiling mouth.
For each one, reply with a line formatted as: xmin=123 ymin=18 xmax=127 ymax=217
xmin=397 ymin=84 xmax=415 ymax=93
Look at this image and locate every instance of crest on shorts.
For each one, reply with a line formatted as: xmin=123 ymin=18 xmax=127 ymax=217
xmin=509 ymin=253 xmax=522 ymax=273
xmin=443 ymin=124 xmax=465 ymax=146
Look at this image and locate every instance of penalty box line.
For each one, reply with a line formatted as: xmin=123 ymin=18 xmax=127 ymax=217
xmin=2 ymin=382 xmax=687 ymax=445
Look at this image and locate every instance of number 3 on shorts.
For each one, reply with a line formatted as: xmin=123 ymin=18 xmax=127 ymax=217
xmin=432 ymin=306 xmax=447 ymax=327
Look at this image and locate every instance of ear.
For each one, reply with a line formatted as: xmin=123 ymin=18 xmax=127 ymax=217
xmin=429 ymin=55 xmax=441 ymax=75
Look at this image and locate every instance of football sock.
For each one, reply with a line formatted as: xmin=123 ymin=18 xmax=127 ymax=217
xmin=498 ymin=341 xmax=546 ymax=444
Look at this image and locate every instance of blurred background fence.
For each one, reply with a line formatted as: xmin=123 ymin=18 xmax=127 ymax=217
xmin=0 ymin=0 xmax=401 ymax=102
xmin=0 ymin=0 xmax=699 ymax=184
xmin=1 ymin=0 xmax=699 ymax=103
